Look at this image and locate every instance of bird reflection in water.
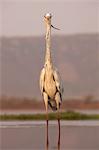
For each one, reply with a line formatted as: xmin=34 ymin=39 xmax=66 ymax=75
xmin=46 ymin=143 xmax=60 ymax=150
xmin=45 ymin=124 xmax=61 ymax=150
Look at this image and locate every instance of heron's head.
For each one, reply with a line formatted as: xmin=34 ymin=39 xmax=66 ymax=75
xmin=44 ymin=13 xmax=52 ymax=20
xmin=44 ymin=13 xmax=60 ymax=30
xmin=44 ymin=13 xmax=52 ymax=27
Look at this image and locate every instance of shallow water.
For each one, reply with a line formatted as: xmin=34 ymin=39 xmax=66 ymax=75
xmin=0 ymin=121 xmax=99 ymax=150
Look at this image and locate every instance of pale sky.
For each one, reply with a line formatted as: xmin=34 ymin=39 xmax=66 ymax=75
xmin=0 ymin=0 xmax=99 ymax=36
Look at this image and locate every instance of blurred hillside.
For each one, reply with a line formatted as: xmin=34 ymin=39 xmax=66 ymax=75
xmin=0 ymin=33 xmax=99 ymax=99
xmin=0 ymin=96 xmax=99 ymax=110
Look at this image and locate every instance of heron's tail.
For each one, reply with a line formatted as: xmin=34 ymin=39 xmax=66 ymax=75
xmin=48 ymin=100 xmax=57 ymax=111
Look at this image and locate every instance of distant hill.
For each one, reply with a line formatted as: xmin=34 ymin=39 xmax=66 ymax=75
xmin=0 ymin=33 xmax=99 ymax=99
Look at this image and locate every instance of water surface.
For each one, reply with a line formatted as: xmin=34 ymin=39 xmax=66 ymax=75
xmin=0 ymin=121 xmax=99 ymax=150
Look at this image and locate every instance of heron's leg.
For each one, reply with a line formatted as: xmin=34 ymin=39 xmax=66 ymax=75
xmin=58 ymin=141 xmax=60 ymax=150
xmin=43 ymin=92 xmax=49 ymax=146
xmin=57 ymin=108 xmax=60 ymax=146
xmin=55 ymin=92 xmax=61 ymax=146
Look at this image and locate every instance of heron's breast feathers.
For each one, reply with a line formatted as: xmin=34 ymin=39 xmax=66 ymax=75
xmin=40 ymin=67 xmax=63 ymax=101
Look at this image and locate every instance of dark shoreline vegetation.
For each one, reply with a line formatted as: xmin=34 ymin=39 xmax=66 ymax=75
xmin=0 ymin=111 xmax=99 ymax=121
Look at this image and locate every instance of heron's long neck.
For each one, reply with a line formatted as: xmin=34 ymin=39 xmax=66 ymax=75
xmin=45 ymin=24 xmax=52 ymax=64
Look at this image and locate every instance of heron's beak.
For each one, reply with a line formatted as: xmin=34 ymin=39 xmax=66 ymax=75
xmin=51 ymin=25 xmax=60 ymax=30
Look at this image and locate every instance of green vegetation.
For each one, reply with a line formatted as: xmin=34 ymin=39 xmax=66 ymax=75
xmin=0 ymin=111 xmax=99 ymax=121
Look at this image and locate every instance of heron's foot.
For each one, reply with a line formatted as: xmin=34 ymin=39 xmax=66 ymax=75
xmin=58 ymin=140 xmax=60 ymax=146
xmin=46 ymin=139 xmax=49 ymax=146
xmin=58 ymin=141 xmax=60 ymax=150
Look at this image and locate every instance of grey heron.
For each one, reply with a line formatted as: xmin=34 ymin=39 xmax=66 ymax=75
xmin=39 ymin=13 xmax=63 ymax=146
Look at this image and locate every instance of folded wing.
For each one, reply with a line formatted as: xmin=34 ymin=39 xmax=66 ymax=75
xmin=53 ymin=68 xmax=64 ymax=100
xmin=39 ymin=67 xmax=45 ymax=95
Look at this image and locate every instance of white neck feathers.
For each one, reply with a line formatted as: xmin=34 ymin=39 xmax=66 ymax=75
xmin=44 ymin=17 xmax=52 ymax=65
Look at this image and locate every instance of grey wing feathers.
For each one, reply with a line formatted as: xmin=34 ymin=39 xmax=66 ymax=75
xmin=39 ymin=68 xmax=45 ymax=95
xmin=53 ymin=68 xmax=64 ymax=95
